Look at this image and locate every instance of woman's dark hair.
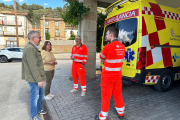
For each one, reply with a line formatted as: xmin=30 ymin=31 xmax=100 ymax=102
xmin=42 ymin=41 xmax=52 ymax=51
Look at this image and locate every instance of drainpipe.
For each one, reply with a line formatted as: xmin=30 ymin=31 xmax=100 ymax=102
xmin=78 ymin=20 xmax=82 ymax=43
xmin=43 ymin=15 xmax=46 ymax=41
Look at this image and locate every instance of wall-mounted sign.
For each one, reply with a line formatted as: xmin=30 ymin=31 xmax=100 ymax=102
xmin=8 ymin=38 xmax=15 ymax=40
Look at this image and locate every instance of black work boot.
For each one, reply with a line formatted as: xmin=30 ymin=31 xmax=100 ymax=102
xmin=94 ymin=115 xmax=100 ymax=120
xmin=119 ymin=116 xmax=124 ymax=120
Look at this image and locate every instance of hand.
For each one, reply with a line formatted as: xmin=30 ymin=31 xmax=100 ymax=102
xmin=71 ymin=58 xmax=75 ymax=60
xmin=38 ymin=81 xmax=44 ymax=88
xmin=101 ymin=59 xmax=105 ymax=63
xmin=50 ymin=61 xmax=55 ymax=65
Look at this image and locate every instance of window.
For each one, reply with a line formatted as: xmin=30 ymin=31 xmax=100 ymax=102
xmin=4 ymin=27 xmax=7 ymax=31
xmin=6 ymin=41 xmax=17 ymax=47
xmin=7 ymin=48 xmax=15 ymax=51
xmin=55 ymin=29 xmax=59 ymax=36
xmin=55 ymin=21 xmax=59 ymax=26
xmin=15 ymin=48 xmax=23 ymax=52
xmin=45 ymin=21 xmax=49 ymax=26
xmin=103 ymin=18 xmax=137 ymax=47
xmin=45 ymin=28 xmax=49 ymax=33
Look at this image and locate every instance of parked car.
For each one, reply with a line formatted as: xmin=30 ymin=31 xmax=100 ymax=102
xmin=0 ymin=47 xmax=24 ymax=63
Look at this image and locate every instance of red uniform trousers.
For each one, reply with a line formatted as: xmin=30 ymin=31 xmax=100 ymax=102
xmin=99 ymin=75 xmax=125 ymax=120
xmin=72 ymin=62 xmax=86 ymax=92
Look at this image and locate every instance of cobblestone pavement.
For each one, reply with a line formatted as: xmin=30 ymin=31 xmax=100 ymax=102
xmin=0 ymin=60 xmax=44 ymax=120
xmin=47 ymin=60 xmax=180 ymax=120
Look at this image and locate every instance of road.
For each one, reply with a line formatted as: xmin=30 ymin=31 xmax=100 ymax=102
xmin=1 ymin=60 xmax=180 ymax=120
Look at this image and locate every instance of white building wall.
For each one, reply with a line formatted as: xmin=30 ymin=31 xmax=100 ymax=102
xmin=65 ymin=29 xmax=78 ymax=39
xmin=0 ymin=37 xmax=4 ymax=45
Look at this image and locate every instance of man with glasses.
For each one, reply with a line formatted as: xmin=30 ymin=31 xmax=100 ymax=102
xmin=70 ymin=35 xmax=88 ymax=96
xmin=22 ymin=30 xmax=47 ymax=120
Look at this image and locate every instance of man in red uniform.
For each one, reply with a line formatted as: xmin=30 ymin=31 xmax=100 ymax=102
xmin=70 ymin=35 xmax=88 ymax=96
xmin=95 ymin=27 xmax=125 ymax=120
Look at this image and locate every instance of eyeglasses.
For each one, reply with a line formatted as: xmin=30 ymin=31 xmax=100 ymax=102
xmin=34 ymin=36 xmax=41 ymax=39
xmin=75 ymin=38 xmax=81 ymax=40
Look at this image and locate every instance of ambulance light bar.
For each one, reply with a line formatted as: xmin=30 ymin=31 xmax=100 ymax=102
xmin=115 ymin=0 xmax=128 ymax=7
xmin=108 ymin=0 xmax=138 ymax=13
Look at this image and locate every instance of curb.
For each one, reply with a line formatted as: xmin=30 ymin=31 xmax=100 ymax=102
xmin=44 ymin=99 xmax=60 ymax=120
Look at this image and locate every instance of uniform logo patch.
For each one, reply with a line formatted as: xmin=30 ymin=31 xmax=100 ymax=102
xmin=125 ymin=48 xmax=135 ymax=63
xmin=116 ymin=44 xmax=120 ymax=48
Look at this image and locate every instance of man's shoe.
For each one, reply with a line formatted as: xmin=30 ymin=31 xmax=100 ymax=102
xmin=48 ymin=93 xmax=55 ymax=98
xmin=30 ymin=115 xmax=40 ymax=120
xmin=94 ymin=115 xmax=99 ymax=120
xmin=44 ymin=95 xmax=53 ymax=100
xmin=70 ymin=89 xmax=78 ymax=93
xmin=81 ymin=91 xmax=86 ymax=96
xmin=119 ymin=116 xmax=124 ymax=120
xmin=38 ymin=110 xmax=47 ymax=115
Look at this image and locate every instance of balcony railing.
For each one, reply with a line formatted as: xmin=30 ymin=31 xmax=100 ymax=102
xmin=0 ymin=31 xmax=24 ymax=36
xmin=0 ymin=20 xmax=22 ymax=26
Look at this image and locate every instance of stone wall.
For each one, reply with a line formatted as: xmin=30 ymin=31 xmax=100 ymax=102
xmin=0 ymin=40 xmax=75 ymax=53
xmin=39 ymin=40 xmax=75 ymax=53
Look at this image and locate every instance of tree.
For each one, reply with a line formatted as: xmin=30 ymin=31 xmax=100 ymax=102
xmin=56 ymin=7 xmax=63 ymax=12
xmin=0 ymin=3 xmax=5 ymax=7
xmin=45 ymin=32 xmax=50 ymax=40
xmin=61 ymin=0 xmax=90 ymax=27
xmin=16 ymin=2 xmax=21 ymax=10
xmin=22 ymin=3 xmax=28 ymax=10
xmin=96 ymin=9 xmax=107 ymax=52
xmin=27 ymin=9 xmax=34 ymax=19
xmin=9 ymin=5 xmax=14 ymax=9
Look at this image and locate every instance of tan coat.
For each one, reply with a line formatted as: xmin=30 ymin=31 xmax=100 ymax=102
xmin=22 ymin=42 xmax=46 ymax=83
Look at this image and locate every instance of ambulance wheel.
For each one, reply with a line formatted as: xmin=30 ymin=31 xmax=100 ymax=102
xmin=154 ymin=69 xmax=173 ymax=92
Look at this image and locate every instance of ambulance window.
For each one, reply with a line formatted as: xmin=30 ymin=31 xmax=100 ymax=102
xmin=103 ymin=18 xmax=137 ymax=47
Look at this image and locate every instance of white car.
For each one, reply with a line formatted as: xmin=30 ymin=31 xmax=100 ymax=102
xmin=0 ymin=47 xmax=24 ymax=63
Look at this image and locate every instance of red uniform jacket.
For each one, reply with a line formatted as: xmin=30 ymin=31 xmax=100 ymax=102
xmin=100 ymin=39 xmax=125 ymax=78
xmin=71 ymin=43 xmax=88 ymax=65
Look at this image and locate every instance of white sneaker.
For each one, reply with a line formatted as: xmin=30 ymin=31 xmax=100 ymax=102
xmin=81 ymin=92 xmax=86 ymax=96
xmin=48 ymin=93 xmax=55 ymax=98
xmin=44 ymin=95 xmax=53 ymax=100
xmin=70 ymin=89 xmax=78 ymax=93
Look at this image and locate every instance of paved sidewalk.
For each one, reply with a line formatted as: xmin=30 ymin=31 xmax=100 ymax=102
xmin=46 ymin=60 xmax=180 ymax=120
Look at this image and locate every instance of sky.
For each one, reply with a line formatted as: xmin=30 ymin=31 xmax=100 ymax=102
xmin=0 ymin=0 xmax=66 ymax=9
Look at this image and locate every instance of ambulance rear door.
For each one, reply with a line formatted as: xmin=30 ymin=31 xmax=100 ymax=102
xmin=120 ymin=18 xmax=139 ymax=78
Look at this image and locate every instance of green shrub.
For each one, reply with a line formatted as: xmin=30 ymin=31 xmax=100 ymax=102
xmin=45 ymin=32 xmax=50 ymax=40
xmin=67 ymin=34 xmax=76 ymax=40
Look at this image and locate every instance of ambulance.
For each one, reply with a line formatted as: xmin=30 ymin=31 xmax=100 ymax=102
xmin=101 ymin=0 xmax=180 ymax=92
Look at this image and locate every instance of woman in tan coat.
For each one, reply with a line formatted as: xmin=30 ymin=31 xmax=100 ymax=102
xmin=41 ymin=41 xmax=57 ymax=100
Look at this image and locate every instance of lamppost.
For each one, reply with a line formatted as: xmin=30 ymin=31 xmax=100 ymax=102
xmin=35 ymin=22 xmax=36 ymax=30
xmin=14 ymin=0 xmax=19 ymax=47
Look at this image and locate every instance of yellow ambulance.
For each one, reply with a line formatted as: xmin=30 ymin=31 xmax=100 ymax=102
xmin=101 ymin=0 xmax=180 ymax=92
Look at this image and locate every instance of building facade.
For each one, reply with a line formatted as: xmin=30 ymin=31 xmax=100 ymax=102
xmin=40 ymin=17 xmax=66 ymax=40
xmin=0 ymin=11 xmax=32 ymax=49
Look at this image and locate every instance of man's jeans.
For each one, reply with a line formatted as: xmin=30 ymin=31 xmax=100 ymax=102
xmin=29 ymin=82 xmax=44 ymax=118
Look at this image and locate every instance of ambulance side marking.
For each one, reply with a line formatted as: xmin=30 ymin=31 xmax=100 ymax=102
xmin=146 ymin=76 xmax=160 ymax=83
xmin=142 ymin=3 xmax=173 ymax=67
